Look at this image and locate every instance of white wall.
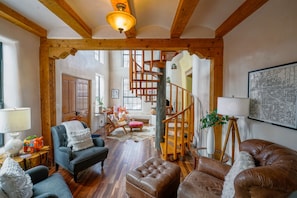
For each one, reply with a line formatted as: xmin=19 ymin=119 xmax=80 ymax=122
xmin=55 ymin=50 xmax=109 ymax=132
xmin=224 ymin=0 xmax=297 ymax=150
xmin=0 ymin=18 xmax=41 ymax=152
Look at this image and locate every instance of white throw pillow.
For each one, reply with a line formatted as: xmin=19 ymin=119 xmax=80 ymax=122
xmin=0 ymin=188 xmax=8 ymax=198
xmin=69 ymin=128 xmax=94 ymax=151
xmin=221 ymin=151 xmax=255 ymax=198
xmin=0 ymin=157 xmax=33 ymax=198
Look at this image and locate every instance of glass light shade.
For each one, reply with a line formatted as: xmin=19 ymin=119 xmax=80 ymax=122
xmin=217 ymin=97 xmax=250 ymax=117
xmin=106 ymin=11 xmax=136 ymax=33
xmin=0 ymin=108 xmax=31 ymax=156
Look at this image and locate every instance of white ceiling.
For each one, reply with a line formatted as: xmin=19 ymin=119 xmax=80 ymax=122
xmin=1 ymin=0 xmax=245 ymax=39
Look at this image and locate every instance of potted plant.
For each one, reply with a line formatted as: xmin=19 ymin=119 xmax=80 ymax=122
xmin=97 ymin=97 xmax=104 ymax=113
xmin=200 ymin=109 xmax=228 ymax=154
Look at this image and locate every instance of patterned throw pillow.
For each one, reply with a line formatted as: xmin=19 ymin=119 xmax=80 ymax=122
xmin=68 ymin=128 xmax=94 ymax=151
xmin=0 ymin=157 xmax=33 ymax=198
xmin=221 ymin=151 xmax=255 ymax=198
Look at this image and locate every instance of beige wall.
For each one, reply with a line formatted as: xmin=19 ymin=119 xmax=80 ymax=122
xmin=0 ymin=18 xmax=41 ymax=153
xmin=224 ymin=0 xmax=297 ymax=150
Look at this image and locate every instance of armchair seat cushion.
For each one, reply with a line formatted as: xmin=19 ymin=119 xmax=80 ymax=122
xmin=32 ymin=173 xmax=72 ymax=198
xmin=70 ymin=146 xmax=108 ymax=170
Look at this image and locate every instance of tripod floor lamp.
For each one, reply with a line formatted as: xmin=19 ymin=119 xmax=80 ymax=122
xmin=217 ymin=97 xmax=250 ymax=164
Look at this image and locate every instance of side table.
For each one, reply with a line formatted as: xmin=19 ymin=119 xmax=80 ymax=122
xmin=191 ymin=147 xmax=229 ymax=169
xmin=23 ymin=146 xmax=50 ymax=169
xmin=0 ymin=146 xmax=50 ymax=170
xmin=0 ymin=155 xmax=25 ymax=169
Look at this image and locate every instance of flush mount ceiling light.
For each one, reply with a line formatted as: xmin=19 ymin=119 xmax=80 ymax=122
xmin=106 ymin=3 xmax=136 ymax=33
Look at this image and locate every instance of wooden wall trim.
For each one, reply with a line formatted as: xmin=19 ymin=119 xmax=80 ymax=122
xmin=39 ymin=37 xmax=224 ymax=154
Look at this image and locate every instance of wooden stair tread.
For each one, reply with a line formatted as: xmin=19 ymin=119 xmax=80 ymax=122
xmin=132 ymin=79 xmax=160 ymax=82
xmin=136 ymin=94 xmax=157 ymax=97
xmin=131 ymin=87 xmax=158 ymax=90
xmin=143 ymin=60 xmax=166 ymax=68
xmin=160 ymin=142 xmax=181 ymax=159
xmin=136 ymin=70 xmax=163 ymax=76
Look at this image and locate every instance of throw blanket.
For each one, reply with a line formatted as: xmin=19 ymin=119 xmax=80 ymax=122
xmin=62 ymin=120 xmax=85 ymax=132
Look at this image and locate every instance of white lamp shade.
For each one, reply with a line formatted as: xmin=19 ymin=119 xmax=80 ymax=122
xmin=0 ymin=107 xmax=31 ymax=133
xmin=217 ymin=97 xmax=250 ymax=117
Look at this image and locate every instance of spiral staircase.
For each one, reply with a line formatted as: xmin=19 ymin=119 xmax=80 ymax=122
xmin=129 ymin=50 xmax=195 ymax=161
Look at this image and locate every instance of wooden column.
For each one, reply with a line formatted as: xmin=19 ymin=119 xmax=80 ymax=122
xmin=209 ymin=49 xmax=224 ymax=151
xmin=39 ymin=38 xmax=52 ymax=147
xmin=155 ymin=67 xmax=166 ymax=150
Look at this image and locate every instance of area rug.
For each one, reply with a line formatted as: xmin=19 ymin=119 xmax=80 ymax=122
xmin=106 ymin=126 xmax=155 ymax=142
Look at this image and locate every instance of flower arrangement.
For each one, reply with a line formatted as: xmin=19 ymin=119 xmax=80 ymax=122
xmin=200 ymin=109 xmax=229 ymax=129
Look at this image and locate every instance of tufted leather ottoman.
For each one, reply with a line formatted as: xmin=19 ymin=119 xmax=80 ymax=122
xmin=126 ymin=157 xmax=181 ymax=198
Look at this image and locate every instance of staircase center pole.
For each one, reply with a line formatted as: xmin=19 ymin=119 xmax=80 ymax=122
xmin=155 ymin=67 xmax=166 ymax=150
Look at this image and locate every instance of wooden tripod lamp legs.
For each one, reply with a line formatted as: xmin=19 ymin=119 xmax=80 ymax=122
xmin=220 ymin=117 xmax=241 ymax=164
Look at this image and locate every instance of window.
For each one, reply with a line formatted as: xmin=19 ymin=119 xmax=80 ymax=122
xmin=123 ymin=50 xmax=129 ymax=68
xmin=95 ymin=74 xmax=104 ymax=113
xmin=123 ymin=78 xmax=142 ymax=110
xmin=94 ymin=50 xmax=105 ymax=64
xmin=0 ymin=42 xmax=4 ymax=146
xmin=123 ymin=50 xmax=142 ymax=68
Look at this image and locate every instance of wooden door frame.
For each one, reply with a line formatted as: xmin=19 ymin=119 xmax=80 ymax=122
xmin=39 ymin=38 xmax=223 ymax=151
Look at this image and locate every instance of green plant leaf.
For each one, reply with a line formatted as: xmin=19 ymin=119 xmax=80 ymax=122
xmin=200 ymin=109 xmax=228 ymax=129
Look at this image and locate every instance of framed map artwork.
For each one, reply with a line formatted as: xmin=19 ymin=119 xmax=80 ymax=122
xmin=248 ymin=61 xmax=297 ymax=129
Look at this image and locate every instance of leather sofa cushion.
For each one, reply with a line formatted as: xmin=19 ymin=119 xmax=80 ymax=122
xmin=177 ymin=170 xmax=223 ymax=198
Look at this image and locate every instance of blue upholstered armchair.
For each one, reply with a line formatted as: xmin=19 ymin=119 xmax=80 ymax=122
xmin=51 ymin=122 xmax=109 ymax=182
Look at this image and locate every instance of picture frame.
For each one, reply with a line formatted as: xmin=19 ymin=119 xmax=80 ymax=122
xmin=111 ymin=89 xmax=119 ymax=99
xmin=248 ymin=61 xmax=297 ymax=129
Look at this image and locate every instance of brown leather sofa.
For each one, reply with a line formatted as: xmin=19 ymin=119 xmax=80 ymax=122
xmin=177 ymin=139 xmax=297 ymax=198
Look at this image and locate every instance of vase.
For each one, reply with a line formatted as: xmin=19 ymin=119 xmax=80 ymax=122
xmin=207 ymin=127 xmax=215 ymax=155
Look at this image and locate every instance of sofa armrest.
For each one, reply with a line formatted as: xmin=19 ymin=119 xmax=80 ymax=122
xmin=197 ymin=156 xmax=231 ymax=181
xmin=26 ymin=165 xmax=49 ymax=185
xmin=58 ymin=146 xmax=73 ymax=159
xmin=93 ymin=137 xmax=105 ymax=147
xmin=235 ymin=166 xmax=296 ymax=197
xmin=34 ymin=193 xmax=59 ymax=198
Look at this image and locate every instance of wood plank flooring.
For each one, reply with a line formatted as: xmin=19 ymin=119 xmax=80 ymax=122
xmin=49 ymin=128 xmax=194 ymax=198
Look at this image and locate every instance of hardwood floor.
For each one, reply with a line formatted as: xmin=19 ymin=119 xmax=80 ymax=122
xmin=50 ymin=128 xmax=194 ymax=198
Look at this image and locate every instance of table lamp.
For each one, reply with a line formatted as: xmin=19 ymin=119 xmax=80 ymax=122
xmin=217 ymin=97 xmax=249 ymax=164
xmin=0 ymin=107 xmax=31 ymax=156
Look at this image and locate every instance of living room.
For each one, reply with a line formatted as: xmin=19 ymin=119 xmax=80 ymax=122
xmin=0 ymin=0 xmax=297 ymax=197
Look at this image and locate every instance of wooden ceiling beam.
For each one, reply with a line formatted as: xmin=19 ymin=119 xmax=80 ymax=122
xmin=170 ymin=0 xmax=200 ymax=38
xmin=39 ymin=0 xmax=92 ymax=38
xmin=215 ymin=0 xmax=269 ymax=38
xmin=45 ymin=38 xmax=222 ymax=50
xmin=110 ymin=0 xmax=136 ymax=38
xmin=0 ymin=2 xmax=47 ymax=37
